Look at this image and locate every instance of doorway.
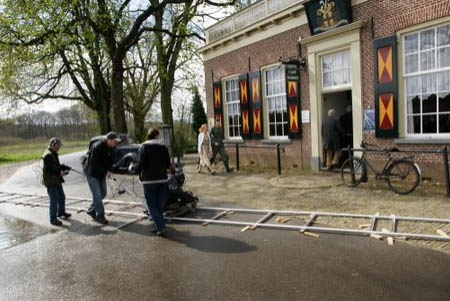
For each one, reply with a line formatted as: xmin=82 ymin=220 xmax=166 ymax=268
xmin=321 ymin=90 xmax=353 ymax=169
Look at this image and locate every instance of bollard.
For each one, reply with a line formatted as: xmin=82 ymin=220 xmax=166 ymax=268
xmin=235 ymin=143 xmax=240 ymax=171
xmin=277 ymin=144 xmax=282 ymax=176
xmin=443 ymin=147 xmax=450 ymax=198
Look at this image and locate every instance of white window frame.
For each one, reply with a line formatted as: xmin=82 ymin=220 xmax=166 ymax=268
xmin=223 ymin=76 xmax=242 ymax=139
xmin=402 ymin=22 xmax=450 ymax=138
xmin=321 ymin=50 xmax=352 ymax=93
xmin=263 ymin=64 xmax=289 ymax=139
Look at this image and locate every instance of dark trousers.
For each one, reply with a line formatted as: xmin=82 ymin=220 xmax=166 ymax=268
xmin=47 ymin=184 xmax=66 ymax=222
xmin=210 ymin=145 xmax=230 ymax=170
xmin=143 ymin=183 xmax=168 ymax=231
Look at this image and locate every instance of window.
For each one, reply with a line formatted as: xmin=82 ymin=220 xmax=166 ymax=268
xmin=404 ymin=23 xmax=450 ymax=136
xmin=265 ymin=65 xmax=288 ymax=138
xmin=225 ymin=77 xmax=241 ymax=138
xmin=321 ymin=50 xmax=351 ymax=89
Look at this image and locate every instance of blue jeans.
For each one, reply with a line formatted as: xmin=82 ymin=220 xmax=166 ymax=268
xmin=143 ymin=183 xmax=168 ymax=231
xmin=47 ymin=184 xmax=66 ymax=222
xmin=87 ymin=176 xmax=107 ymax=216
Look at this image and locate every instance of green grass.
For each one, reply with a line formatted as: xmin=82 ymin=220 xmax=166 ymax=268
xmin=0 ymin=140 xmax=88 ymax=165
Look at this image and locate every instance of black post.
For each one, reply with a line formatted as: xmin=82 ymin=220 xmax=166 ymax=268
xmin=443 ymin=147 xmax=450 ymax=198
xmin=277 ymin=144 xmax=282 ymax=176
xmin=236 ymin=143 xmax=240 ymax=171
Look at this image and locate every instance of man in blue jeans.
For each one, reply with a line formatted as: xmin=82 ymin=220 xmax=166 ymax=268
xmin=85 ymin=132 xmax=119 ymax=224
xmin=132 ymin=128 xmax=172 ymax=236
xmin=42 ymin=138 xmax=72 ymax=226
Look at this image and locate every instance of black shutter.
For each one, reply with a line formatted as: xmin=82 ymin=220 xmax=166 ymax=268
xmin=285 ymin=64 xmax=301 ymax=139
xmin=374 ymin=35 xmax=398 ymax=138
xmin=249 ymin=70 xmax=263 ymax=139
xmin=213 ymin=80 xmax=224 ymax=136
xmin=239 ymin=74 xmax=251 ymax=139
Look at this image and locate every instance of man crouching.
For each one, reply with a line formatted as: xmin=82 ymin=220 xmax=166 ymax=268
xmin=42 ymin=138 xmax=72 ymax=226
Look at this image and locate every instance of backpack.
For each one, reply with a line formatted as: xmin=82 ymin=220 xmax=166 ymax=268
xmin=81 ymin=148 xmax=92 ymax=174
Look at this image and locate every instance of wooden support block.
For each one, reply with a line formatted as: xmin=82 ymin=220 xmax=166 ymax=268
xmin=276 ymin=217 xmax=291 ymax=224
xmin=382 ymin=229 xmax=394 ymax=246
xmin=437 ymin=229 xmax=449 ymax=237
xmin=201 ymin=222 xmax=209 ymax=226
xmin=359 ymin=224 xmax=371 ymax=229
xmin=241 ymin=226 xmax=251 ymax=232
xmin=303 ymin=231 xmax=319 ymax=238
xmin=370 ymin=234 xmax=383 ymax=240
xmin=226 ymin=211 xmax=235 ymax=215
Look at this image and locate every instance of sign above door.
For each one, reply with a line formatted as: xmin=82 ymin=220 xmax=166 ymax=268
xmin=303 ymin=0 xmax=353 ymax=36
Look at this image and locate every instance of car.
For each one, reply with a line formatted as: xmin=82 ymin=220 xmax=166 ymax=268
xmin=84 ymin=134 xmax=140 ymax=174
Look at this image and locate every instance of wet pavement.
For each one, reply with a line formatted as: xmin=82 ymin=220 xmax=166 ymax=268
xmin=1 ymin=152 xmax=450 ymax=300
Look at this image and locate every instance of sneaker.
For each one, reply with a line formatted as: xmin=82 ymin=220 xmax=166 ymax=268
xmin=96 ymin=215 xmax=108 ymax=225
xmin=50 ymin=219 xmax=63 ymax=226
xmin=58 ymin=212 xmax=72 ymax=219
xmin=156 ymin=230 xmax=167 ymax=237
xmin=86 ymin=210 xmax=96 ymax=220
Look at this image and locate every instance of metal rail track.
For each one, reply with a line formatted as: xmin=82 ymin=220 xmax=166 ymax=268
xmin=0 ymin=191 xmax=449 ymax=242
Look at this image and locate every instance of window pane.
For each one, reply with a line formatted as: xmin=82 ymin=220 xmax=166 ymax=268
xmin=405 ymin=54 xmax=419 ymax=74
xmin=423 ymin=115 xmax=437 ymax=133
xmin=439 ymin=114 xmax=450 ymax=133
xmin=405 ymin=33 xmax=419 ymax=53
xmin=438 ymin=71 xmax=450 ymax=92
xmin=276 ymin=124 xmax=283 ymax=137
xmin=406 ymin=76 xmax=420 ymax=95
xmin=407 ymin=115 xmax=421 ymax=134
xmin=437 ymin=24 xmax=450 ymax=47
xmin=407 ymin=96 xmax=421 ymax=114
xmin=421 ymin=73 xmax=437 ymax=94
xmin=420 ymin=29 xmax=435 ymax=50
xmin=422 ymin=94 xmax=437 ymax=114
xmin=420 ymin=50 xmax=435 ymax=71
xmin=439 ymin=92 xmax=450 ymax=113
xmin=270 ymin=124 xmax=276 ymax=136
xmin=438 ymin=47 xmax=450 ymax=68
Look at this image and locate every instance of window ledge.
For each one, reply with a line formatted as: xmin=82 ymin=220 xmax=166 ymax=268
xmin=261 ymin=138 xmax=292 ymax=145
xmin=394 ymin=138 xmax=450 ymax=145
xmin=224 ymin=139 xmax=244 ymax=144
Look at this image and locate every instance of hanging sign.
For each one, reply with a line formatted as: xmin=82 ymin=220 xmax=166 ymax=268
xmin=304 ymin=0 xmax=353 ymax=35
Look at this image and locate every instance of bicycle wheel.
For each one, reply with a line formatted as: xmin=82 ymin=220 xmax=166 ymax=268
xmin=387 ymin=160 xmax=420 ymax=194
xmin=341 ymin=157 xmax=366 ymax=187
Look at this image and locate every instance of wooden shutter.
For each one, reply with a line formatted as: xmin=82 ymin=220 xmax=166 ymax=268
xmin=249 ymin=70 xmax=263 ymax=139
xmin=374 ymin=35 xmax=398 ymax=138
xmin=285 ymin=64 xmax=301 ymax=139
xmin=239 ymin=74 xmax=251 ymax=139
xmin=213 ymin=80 xmax=224 ymax=136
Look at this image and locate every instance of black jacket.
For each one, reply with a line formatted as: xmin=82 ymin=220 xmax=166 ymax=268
xmin=322 ymin=118 xmax=344 ymax=150
xmin=42 ymin=149 xmax=69 ymax=187
xmin=135 ymin=140 xmax=171 ymax=183
xmin=210 ymin=126 xmax=224 ymax=148
xmin=87 ymin=140 xmax=115 ymax=180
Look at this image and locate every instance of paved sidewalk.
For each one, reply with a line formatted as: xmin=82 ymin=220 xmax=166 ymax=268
xmin=184 ymin=156 xmax=450 ymax=254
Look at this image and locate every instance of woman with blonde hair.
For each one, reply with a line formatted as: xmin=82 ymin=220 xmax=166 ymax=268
xmin=197 ymin=123 xmax=215 ymax=174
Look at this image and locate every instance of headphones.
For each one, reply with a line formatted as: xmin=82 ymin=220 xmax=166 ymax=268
xmin=49 ymin=138 xmax=61 ymax=149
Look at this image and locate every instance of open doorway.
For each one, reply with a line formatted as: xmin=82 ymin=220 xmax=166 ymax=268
xmin=321 ymin=90 xmax=353 ymax=170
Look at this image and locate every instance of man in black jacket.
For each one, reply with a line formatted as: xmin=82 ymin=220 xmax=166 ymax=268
xmin=85 ymin=132 xmax=119 ymax=224
xmin=210 ymin=117 xmax=232 ymax=173
xmin=133 ymin=128 xmax=172 ymax=236
xmin=322 ymin=109 xmax=345 ymax=170
xmin=42 ymin=138 xmax=71 ymax=226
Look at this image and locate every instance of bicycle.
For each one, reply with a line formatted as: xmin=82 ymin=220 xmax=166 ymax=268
xmin=340 ymin=142 xmax=421 ymax=195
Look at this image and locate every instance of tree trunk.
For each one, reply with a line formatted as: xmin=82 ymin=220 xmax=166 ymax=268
xmin=160 ymin=81 xmax=174 ymax=128
xmin=111 ymin=58 xmax=128 ymax=133
xmin=133 ymin=111 xmax=146 ymax=142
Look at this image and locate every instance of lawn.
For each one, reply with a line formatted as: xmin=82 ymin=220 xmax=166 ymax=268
xmin=0 ymin=139 xmax=88 ymax=165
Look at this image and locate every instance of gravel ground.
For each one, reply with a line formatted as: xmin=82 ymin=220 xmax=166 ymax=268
xmin=184 ymin=157 xmax=450 ymax=254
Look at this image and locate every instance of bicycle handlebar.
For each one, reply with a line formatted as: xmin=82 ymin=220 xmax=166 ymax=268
xmin=360 ymin=142 xmax=400 ymax=153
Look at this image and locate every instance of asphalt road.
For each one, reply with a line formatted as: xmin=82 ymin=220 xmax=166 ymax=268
xmin=0 ymin=152 xmax=450 ymax=300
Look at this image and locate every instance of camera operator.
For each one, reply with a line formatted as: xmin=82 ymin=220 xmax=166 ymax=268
xmin=85 ymin=132 xmax=120 ymax=224
xmin=42 ymin=138 xmax=72 ymax=226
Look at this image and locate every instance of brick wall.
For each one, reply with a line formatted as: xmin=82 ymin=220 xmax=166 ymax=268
xmin=203 ymin=0 xmax=450 ymax=174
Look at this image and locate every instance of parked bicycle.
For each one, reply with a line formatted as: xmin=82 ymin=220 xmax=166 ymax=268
xmin=340 ymin=142 xmax=421 ymax=194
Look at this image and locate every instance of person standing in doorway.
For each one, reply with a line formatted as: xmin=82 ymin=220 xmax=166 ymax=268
xmin=322 ymin=109 xmax=344 ymax=170
xmin=210 ymin=117 xmax=232 ymax=173
xmin=133 ymin=128 xmax=172 ymax=236
xmin=197 ymin=124 xmax=215 ymax=175
xmin=85 ymin=132 xmax=119 ymax=224
xmin=42 ymin=138 xmax=72 ymax=226
xmin=340 ymin=104 xmax=353 ymax=149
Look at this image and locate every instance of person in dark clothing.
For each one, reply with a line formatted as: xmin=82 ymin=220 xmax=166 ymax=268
xmin=322 ymin=109 xmax=345 ymax=170
xmin=340 ymin=104 xmax=353 ymax=149
xmin=133 ymin=128 xmax=172 ymax=236
xmin=85 ymin=132 xmax=119 ymax=224
xmin=209 ymin=117 xmax=232 ymax=173
xmin=42 ymin=138 xmax=72 ymax=226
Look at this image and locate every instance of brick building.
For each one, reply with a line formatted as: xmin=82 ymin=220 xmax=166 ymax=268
xmin=199 ymin=0 xmax=450 ymax=176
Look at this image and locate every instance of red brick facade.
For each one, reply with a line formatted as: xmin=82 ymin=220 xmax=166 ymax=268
xmin=203 ymin=0 xmax=450 ymax=177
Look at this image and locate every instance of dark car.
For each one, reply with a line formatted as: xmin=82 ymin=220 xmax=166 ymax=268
xmin=83 ymin=134 xmax=140 ymax=174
